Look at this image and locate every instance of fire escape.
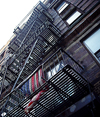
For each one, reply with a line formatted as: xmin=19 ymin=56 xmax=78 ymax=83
xmin=0 ymin=1 xmax=94 ymax=117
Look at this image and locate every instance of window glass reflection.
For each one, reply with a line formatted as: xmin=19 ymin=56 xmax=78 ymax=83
xmin=66 ymin=11 xmax=81 ymax=25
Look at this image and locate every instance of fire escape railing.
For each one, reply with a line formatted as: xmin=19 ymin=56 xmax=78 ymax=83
xmin=0 ymin=48 xmax=93 ymax=117
xmin=0 ymin=1 xmax=61 ymax=116
xmin=0 ymin=1 xmax=61 ymax=89
xmin=0 ymin=1 xmax=94 ymax=117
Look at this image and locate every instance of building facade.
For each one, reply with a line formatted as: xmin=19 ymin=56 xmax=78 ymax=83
xmin=0 ymin=0 xmax=100 ymax=117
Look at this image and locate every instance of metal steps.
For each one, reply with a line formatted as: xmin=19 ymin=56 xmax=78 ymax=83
xmin=0 ymin=2 xmax=61 ymax=116
xmin=4 ymin=23 xmax=60 ymax=85
xmin=4 ymin=64 xmax=91 ymax=117
xmin=0 ymin=2 xmax=62 ymax=116
xmin=0 ymin=89 xmax=25 ymax=115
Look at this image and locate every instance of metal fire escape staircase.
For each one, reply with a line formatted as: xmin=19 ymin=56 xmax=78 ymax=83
xmin=1 ymin=2 xmax=60 ymax=85
xmin=0 ymin=1 xmax=93 ymax=117
xmin=1 ymin=49 xmax=93 ymax=117
xmin=0 ymin=1 xmax=61 ymax=115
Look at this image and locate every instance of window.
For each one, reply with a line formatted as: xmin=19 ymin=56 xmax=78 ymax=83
xmin=83 ymin=28 xmax=100 ymax=62
xmin=56 ymin=1 xmax=81 ymax=25
xmin=56 ymin=1 xmax=68 ymax=14
xmin=47 ymin=61 xmax=64 ymax=79
xmin=66 ymin=11 xmax=81 ymax=25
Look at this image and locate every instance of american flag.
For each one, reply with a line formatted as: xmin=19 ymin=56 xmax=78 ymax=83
xmin=20 ymin=68 xmax=47 ymax=114
xmin=24 ymin=89 xmax=47 ymax=114
xmin=21 ymin=68 xmax=45 ymax=96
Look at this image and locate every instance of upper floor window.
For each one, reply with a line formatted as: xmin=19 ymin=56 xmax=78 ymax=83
xmin=56 ymin=1 xmax=68 ymax=14
xmin=83 ymin=28 xmax=100 ymax=62
xmin=66 ymin=11 xmax=81 ymax=25
xmin=55 ymin=1 xmax=82 ymax=26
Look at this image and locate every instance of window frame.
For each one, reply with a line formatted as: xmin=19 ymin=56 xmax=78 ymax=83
xmin=55 ymin=1 xmax=82 ymax=26
xmin=55 ymin=0 xmax=70 ymax=14
xmin=95 ymin=49 xmax=100 ymax=61
xmin=56 ymin=1 xmax=69 ymax=14
xmin=66 ymin=10 xmax=81 ymax=25
xmin=81 ymin=27 xmax=100 ymax=66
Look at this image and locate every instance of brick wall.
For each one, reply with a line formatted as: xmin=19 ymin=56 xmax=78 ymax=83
xmin=48 ymin=0 xmax=100 ymax=94
xmin=65 ymin=41 xmax=100 ymax=83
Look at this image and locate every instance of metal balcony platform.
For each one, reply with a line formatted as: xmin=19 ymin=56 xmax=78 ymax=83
xmin=0 ymin=1 xmax=61 ymax=88
xmin=4 ymin=64 xmax=91 ymax=117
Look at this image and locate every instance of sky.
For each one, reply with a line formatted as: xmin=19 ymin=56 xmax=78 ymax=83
xmin=0 ymin=0 xmax=43 ymax=50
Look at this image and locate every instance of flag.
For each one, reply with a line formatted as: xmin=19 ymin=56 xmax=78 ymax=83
xmin=20 ymin=68 xmax=45 ymax=96
xmin=20 ymin=68 xmax=49 ymax=114
xmin=23 ymin=68 xmax=49 ymax=114
xmin=24 ymin=88 xmax=48 ymax=114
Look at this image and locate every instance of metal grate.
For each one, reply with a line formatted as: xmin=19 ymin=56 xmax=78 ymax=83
xmin=0 ymin=2 xmax=61 ymax=114
xmin=2 ymin=16 xmax=60 ymax=86
xmin=4 ymin=65 xmax=90 ymax=117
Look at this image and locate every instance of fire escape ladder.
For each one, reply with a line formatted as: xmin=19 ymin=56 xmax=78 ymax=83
xmin=0 ymin=2 xmax=62 ymax=116
xmin=3 ymin=65 xmax=92 ymax=117
xmin=0 ymin=49 xmax=93 ymax=117
xmin=0 ymin=37 xmax=54 ymax=114
xmin=0 ymin=39 xmax=38 ymax=114
xmin=0 ymin=1 xmax=95 ymax=117
xmin=0 ymin=62 xmax=8 ymax=95
xmin=2 ymin=1 xmax=59 ymax=85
